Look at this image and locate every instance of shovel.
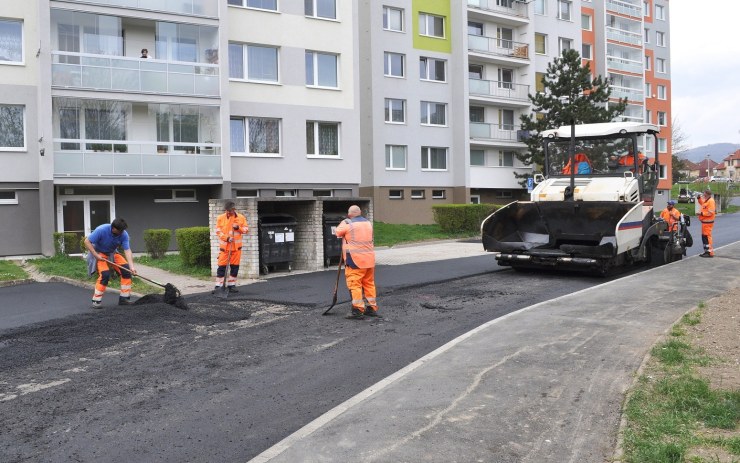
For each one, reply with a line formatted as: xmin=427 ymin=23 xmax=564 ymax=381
xmin=219 ymin=246 xmax=232 ymax=300
xmin=322 ymin=252 xmax=344 ymax=315
xmin=101 ymin=257 xmax=183 ymax=307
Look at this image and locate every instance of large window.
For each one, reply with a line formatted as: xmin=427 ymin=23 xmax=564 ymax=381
xmin=581 ymin=14 xmax=592 ymax=30
xmin=534 ymin=0 xmax=546 ymax=15
xmin=558 ymin=37 xmax=572 ymax=54
xmin=383 ymin=6 xmax=404 ymax=32
xmin=384 ymin=52 xmax=405 ymax=77
xmin=582 ymin=43 xmax=592 ymax=60
xmin=420 ymin=102 xmax=447 ymax=126
xmin=0 ymin=19 xmax=23 ymax=64
xmin=305 ymin=51 xmax=338 ymax=88
xmin=470 ymin=149 xmax=485 ymax=166
xmin=557 ymin=0 xmax=572 ymax=20
xmin=306 ymin=121 xmax=339 ymax=156
xmin=421 ymin=147 xmax=447 ymax=171
xmin=535 ymin=33 xmax=547 ymax=54
xmin=419 ymin=13 xmax=444 ymax=38
xmin=0 ymin=105 xmax=25 ymax=149
xmin=385 ymin=98 xmax=405 ymax=123
xmin=385 ymin=145 xmax=407 ymax=170
xmin=419 ymin=57 xmax=446 ymax=82
xmin=499 ymin=150 xmax=515 ymax=167
xmin=229 ymin=43 xmax=279 ymax=82
xmin=228 ymin=0 xmax=277 ymax=9
xmin=230 ymin=117 xmax=280 ymax=155
xmin=305 ymin=0 xmax=336 ymax=20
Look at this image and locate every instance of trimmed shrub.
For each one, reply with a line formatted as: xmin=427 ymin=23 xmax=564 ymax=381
xmin=53 ymin=232 xmax=82 ymax=256
xmin=432 ymin=204 xmax=499 ymax=233
xmin=143 ymin=229 xmax=172 ymax=259
xmin=176 ymin=226 xmax=210 ymax=266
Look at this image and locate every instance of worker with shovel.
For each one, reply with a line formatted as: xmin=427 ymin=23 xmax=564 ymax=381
xmin=84 ymin=218 xmax=137 ymax=309
xmin=214 ymin=200 xmax=249 ymax=294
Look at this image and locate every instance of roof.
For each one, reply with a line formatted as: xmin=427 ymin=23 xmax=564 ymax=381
xmin=540 ymin=122 xmax=660 ymax=139
xmin=723 ymin=149 xmax=740 ymax=161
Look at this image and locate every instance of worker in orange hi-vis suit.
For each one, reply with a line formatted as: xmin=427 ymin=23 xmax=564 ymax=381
xmin=213 ymin=200 xmax=249 ymax=293
xmin=696 ymin=188 xmax=716 ymax=257
xmin=660 ymin=200 xmax=681 ymax=232
xmin=335 ymin=205 xmax=379 ymax=320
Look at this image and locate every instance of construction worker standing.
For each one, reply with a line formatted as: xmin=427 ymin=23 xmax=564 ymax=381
xmin=660 ymin=200 xmax=681 ymax=232
xmin=335 ymin=205 xmax=379 ymax=320
xmin=84 ymin=218 xmax=137 ymax=308
xmin=214 ymin=200 xmax=248 ymax=293
xmin=696 ymin=188 xmax=716 ymax=257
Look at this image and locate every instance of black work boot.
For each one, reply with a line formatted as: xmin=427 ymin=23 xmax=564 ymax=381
xmin=118 ymin=297 xmax=132 ymax=306
xmin=364 ymin=308 xmax=381 ymax=318
xmin=345 ymin=309 xmax=365 ymax=320
xmin=228 ymin=286 xmax=239 ymax=293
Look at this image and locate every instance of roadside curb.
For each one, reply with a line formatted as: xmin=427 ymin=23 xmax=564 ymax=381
xmin=0 ymin=279 xmax=36 ymax=288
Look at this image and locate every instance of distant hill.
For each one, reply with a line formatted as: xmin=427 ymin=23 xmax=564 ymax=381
xmin=677 ymin=143 xmax=740 ymax=163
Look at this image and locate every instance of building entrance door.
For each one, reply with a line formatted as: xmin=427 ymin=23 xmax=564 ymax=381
xmin=58 ymin=196 xmax=114 ymax=252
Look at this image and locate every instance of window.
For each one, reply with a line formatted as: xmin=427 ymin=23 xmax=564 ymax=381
xmin=385 ymin=98 xmax=406 ymax=123
xmin=0 ymin=19 xmax=23 ymax=64
xmin=644 ymin=28 xmax=650 ymax=43
xmin=658 ymin=164 xmax=667 ymax=180
xmin=495 ymin=190 xmax=513 ymax=199
xmin=305 ymin=51 xmax=338 ymax=87
xmin=499 ymin=109 xmax=515 ymax=130
xmin=419 ymin=13 xmax=445 ymax=38
xmin=656 ymin=31 xmax=665 ymax=47
xmin=245 ymin=117 xmax=281 ymax=154
xmin=535 ymin=33 xmax=547 ymax=54
xmin=228 ymin=43 xmax=279 ymax=82
xmin=643 ymin=1 xmax=650 ymax=17
xmin=228 ymin=0 xmax=277 ymax=10
xmin=557 ymin=0 xmax=572 ymax=20
xmin=645 ymin=82 xmax=651 ymax=97
xmin=305 ymin=0 xmax=336 ymax=20
xmin=306 ymin=121 xmax=339 ymax=156
xmin=154 ymin=189 xmax=197 ymax=202
xmin=645 ymin=109 xmax=651 ymax=124
xmin=499 ymin=150 xmax=515 ymax=167
xmin=558 ymin=37 xmax=572 ymax=54
xmin=420 ymin=102 xmax=447 ymax=126
xmin=235 ymin=189 xmax=259 ymax=197
xmin=655 ymin=4 xmax=665 ymax=20
xmin=534 ymin=0 xmax=546 ymax=15
xmin=468 ymin=21 xmax=483 ymax=36
xmin=384 ymin=52 xmax=405 ymax=77
xmin=469 ymin=106 xmax=484 ymax=123
xmin=657 ymin=111 xmax=666 ymax=126
xmin=535 ymin=72 xmax=545 ymax=93
xmin=410 ymin=189 xmax=425 ymax=199
xmin=385 ymin=145 xmax=407 ymax=170
xmin=581 ymin=14 xmax=592 ymax=30
xmin=389 ymin=189 xmax=404 ymax=199
xmin=470 ymin=195 xmax=481 ymax=204
xmin=470 ymin=149 xmax=485 ymax=166
xmin=657 ymin=85 xmax=666 ymax=100
xmin=421 ymin=147 xmax=447 ymax=171
xmin=645 ymin=54 xmax=651 ymax=70
xmin=383 ymin=6 xmax=404 ymax=32
xmin=432 ymin=189 xmax=446 ymax=199
xmin=230 ymin=117 xmax=246 ymax=152
xmin=419 ymin=57 xmax=446 ymax=82
xmin=581 ymin=43 xmax=592 ymax=60
xmin=0 ymin=190 xmax=18 ymax=205
xmin=498 ymin=68 xmax=513 ymax=89
xmin=0 ymin=105 xmax=25 ymax=149
xmin=658 ymin=137 xmax=667 ymax=152
xmin=276 ymin=190 xmax=297 ymax=197
xmin=313 ymin=190 xmax=333 ymax=197
xmin=656 ymin=57 xmax=666 ymax=73
xmin=469 ymin=64 xmax=483 ymax=79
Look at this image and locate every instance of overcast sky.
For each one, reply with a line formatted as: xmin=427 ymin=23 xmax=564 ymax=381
xmin=670 ymin=1 xmax=740 ymax=149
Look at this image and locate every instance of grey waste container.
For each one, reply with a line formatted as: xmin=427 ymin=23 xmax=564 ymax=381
xmin=323 ymin=214 xmax=346 ymax=267
xmin=258 ymin=213 xmax=296 ymax=275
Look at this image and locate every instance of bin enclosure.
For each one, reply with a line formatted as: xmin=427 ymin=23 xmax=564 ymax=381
xmin=323 ymin=213 xmax=346 ymax=267
xmin=258 ymin=213 xmax=296 ymax=275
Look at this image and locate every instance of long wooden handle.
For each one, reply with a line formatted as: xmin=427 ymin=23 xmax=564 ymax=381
xmin=101 ymin=257 xmax=166 ymax=289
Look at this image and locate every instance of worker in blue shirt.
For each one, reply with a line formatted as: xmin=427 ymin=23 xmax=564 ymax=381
xmin=84 ymin=218 xmax=138 ymax=308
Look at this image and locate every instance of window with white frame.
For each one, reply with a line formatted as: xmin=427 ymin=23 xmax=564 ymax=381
xmin=657 ymin=111 xmax=666 ymax=126
xmin=154 ymin=189 xmax=197 ymax=202
xmin=557 ymin=0 xmax=572 ymax=20
xmin=432 ymin=189 xmax=446 ymax=199
xmin=0 ymin=104 xmax=25 ymax=149
xmin=420 ymin=101 xmax=447 ymax=126
xmin=305 ymin=0 xmax=336 ymax=19
xmin=410 ymin=189 xmax=425 ymax=199
xmin=656 ymin=31 xmax=665 ymax=47
xmin=419 ymin=13 xmax=444 ymax=38
xmin=276 ymin=189 xmax=297 ymax=197
xmin=470 ymin=195 xmax=481 ymax=204
xmin=306 ymin=121 xmax=339 ymax=156
xmin=228 ymin=43 xmax=279 ymax=82
xmin=534 ymin=0 xmax=546 ymax=15
xmin=535 ymin=33 xmax=547 ymax=54
xmin=468 ymin=64 xmax=483 ymax=79
xmin=383 ymin=6 xmax=404 ymax=32
xmin=655 ymin=4 xmax=665 ymax=20
xmin=305 ymin=50 xmax=338 ymax=88
xmin=582 ymin=43 xmax=592 ymax=60
xmin=656 ymin=57 xmax=666 ymax=73
xmin=235 ymin=189 xmax=259 ymax=197
xmin=230 ymin=117 xmax=281 ymax=155
xmin=581 ymin=14 xmax=592 ymax=30
xmin=389 ymin=189 xmax=403 ymax=199
xmin=385 ymin=145 xmax=407 ymax=170
xmin=645 ymin=54 xmax=651 ymax=70
xmin=470 ymin=149 xmax=485 ymax=166
xmin=499 ymin=108 xmax=515 ymax=130
xmin=469 ymin=106 xmax=484 ymax=123
xmin=0 ymin=190 xmax=18 ymax=205
xmin=313 ymin=189 xmax=332 ymax=197
xmin=558 ymin=37 xmax=572 ymax=54
xmin=643 ymin=1 xmax=650 ymax=17
xmin=499 ymin=150 xmax=515 ymax=167
xmin=658 ymin=137 xmax=667 ymax=152
xmin=657 ymin=85 xmax=666 ymax=100
xmin=644 ymin=28 xmax=650 ymax=43
xmin=228 ymin=0 xmax=277 ymax=10
xmin=0 ymin=19 xmax=23 ymax=64
xmin=536 ymin=72 xmax=545 ymax=93
xmin=659 ymin=164 xmax=667 ymax=180
xmin=645 ymin=82 xmax=651 ymax=97
xmin=645 ymin=109 xmax=651 ymax=124
xmin=419 ymin=57 xmax=446 ymax=82
xmin=645 ymin=136 xmax=653 ymax=152
xmin=421 ymin=146 xmax=447 ymax=171
xmin=384 ymin=98 xmax=406 ymax=123
xmin=468 ymin=21 xmax=483 ymax=36
xmin=384 ymin=52 xmax=405 ymax=77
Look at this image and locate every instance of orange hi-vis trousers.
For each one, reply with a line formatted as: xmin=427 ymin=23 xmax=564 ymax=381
xmin=345 ymin=266 xmax=377 ymax=313
xmin=701 ymin=221 xmax=714 ymax=256
xmin=93 ymin=252 xmax=132 ymax=303
xmin=215 ymin=245 xmax=241 ymax=288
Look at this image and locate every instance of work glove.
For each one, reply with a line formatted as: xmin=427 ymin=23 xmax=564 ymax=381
xmin=233 ymin=223 xmax=239 ymax=230
xmin=228 ymin=237 xmax=234 ymax=243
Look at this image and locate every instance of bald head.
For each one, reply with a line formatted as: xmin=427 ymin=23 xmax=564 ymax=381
xmin=347 ymin=205 xmax=362 ymax=218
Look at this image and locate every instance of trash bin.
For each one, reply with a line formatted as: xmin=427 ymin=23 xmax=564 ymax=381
xmin=258 ymin=213 xmax=296 ymax=275
xmin=323 ymin=214 xmax=346 ymax=267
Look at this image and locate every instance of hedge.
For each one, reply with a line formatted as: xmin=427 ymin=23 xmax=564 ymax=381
xmin=53 ymin=232 xmax=82 ymax=256
xmin=432 ymin=204 xmax=499 ymax=233
xmin=175 ymin=226 xmax=210 ymax=266
xmin=143 ymin=229 xmax=172 ymax=259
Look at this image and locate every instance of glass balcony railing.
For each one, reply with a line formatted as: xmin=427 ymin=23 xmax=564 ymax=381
xmin=468 ymin=35 xmax=530 ymax=60
xmin=53 ymin=140 xmax=221 ymax=177
xmin=606 ymin=27 xmax=642 ymax=46
xmin=610 ymin=85 xmax=644 ymax=102
xmin=606 ymin=56 xmax=643 ymax=74
xmin=469 ymin=78 xmax=530 ymax=102
xmin=469 ymin=122 xmax=521 ymax=142
xmin=606 ymin=0 xmax=642 ymax=18
xmin=52 ymin=52 xmax=220 ymax=97
xmin=60 ymin=0 xmax=218 ymax=17
xmin=467 ymin=0 xmax=529 ymax=19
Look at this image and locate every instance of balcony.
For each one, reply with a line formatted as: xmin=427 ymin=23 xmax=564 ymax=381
xmin=468 ymin=35 xmax=530 ymax=63
xmin=59 ymin=0 xmax=218 ymax=17
xmin=606 ymin=0 xmax=642 ymax=18
xmin=610 ymin=85 xmax=644 ymax=103
xmin=470 ymin=122 xmax=522 ymax=143
xmin=52 ymin=52 xmax=219 ymax=97
xmin=53 ymin=140 xmax=221 ymax=177
xmin=606 ymin=55 xmax=643 ymax=74
xmin=469 ymin=78 xmax=530 ymax=104
xmin=606 ymin=27 xmax=642 ymax=46
xmin=470 ymin=165 xmax=532 ymax=189
xmin=467 ymin=0 xmax=529 ymax=21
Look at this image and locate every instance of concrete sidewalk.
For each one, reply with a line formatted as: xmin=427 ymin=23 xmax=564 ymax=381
xmin=251 ymin=242 xmax=740 ymax=463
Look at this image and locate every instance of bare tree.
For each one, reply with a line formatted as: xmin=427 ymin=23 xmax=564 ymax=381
xmin=671 ymin=117 xmax=690 ymax=155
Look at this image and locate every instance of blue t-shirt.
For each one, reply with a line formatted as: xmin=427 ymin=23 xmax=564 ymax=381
xmin=88 ymin=224 xmax=130 ymax=253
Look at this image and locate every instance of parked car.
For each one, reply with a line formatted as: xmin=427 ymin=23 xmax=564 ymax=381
xmin=709 ymin=176 xmax=733 ymax=182
xmin=677 ymin=188 xmax=696 ymax=203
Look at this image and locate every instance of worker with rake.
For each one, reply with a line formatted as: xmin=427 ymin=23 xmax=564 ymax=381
xmin=84 ymin=218 xmax=137 ymax=309
xmin=214 ymin=200 xmax=249 ymax=294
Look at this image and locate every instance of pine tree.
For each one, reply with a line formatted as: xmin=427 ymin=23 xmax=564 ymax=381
xmin=516 ymin=49 xmax=627 ymax=182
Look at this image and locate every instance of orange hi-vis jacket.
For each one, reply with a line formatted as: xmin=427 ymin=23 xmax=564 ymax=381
xmin=335 ymin=216 xmax=375 ymax=268
xmin=660 ymin=207 xmax=681 ymax=231
xmin=216 ymin=211 xmax=248 ymax=250
xmin=697 ymin=196 xmax=716 ymax=223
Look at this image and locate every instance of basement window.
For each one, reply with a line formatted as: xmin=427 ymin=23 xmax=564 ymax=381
xmin=313 ymin=189 xmax=333 ymax=197
xmin=431 ymin=189 xmax=446 ymax=199
xmin=0 ymin=190 xmax=18 ymax=205
xmin=154 ymin=189 xmax=197 ymax=203
xmin=236 ymin=189 xmax=259 ymax=197
xmin=495 ymin=190 xmax=513 ymax=198
xmin=276 ymin=189 xmax=297 ymax=197
xmin=389 ymin=189 xmax=404 ymax=199
xmin=410 ymin=189 xmax=425 ymax=199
